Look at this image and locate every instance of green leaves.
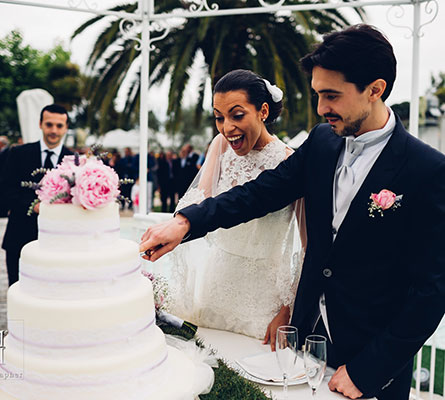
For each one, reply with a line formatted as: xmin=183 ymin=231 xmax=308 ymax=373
xmin=0 ymin=30 xmax=82 ymax=141
xmin=73 ymin=0 xmax=365 ymax=137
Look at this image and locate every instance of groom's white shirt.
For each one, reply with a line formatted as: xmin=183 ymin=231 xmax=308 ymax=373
xmin=320 ymin=107 xmax=396 ymax=342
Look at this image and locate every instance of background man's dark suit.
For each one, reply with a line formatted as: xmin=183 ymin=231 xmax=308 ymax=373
xmin=177 ymin=152 xmax=199 ymax=198
xmin=1 ymin=141 xmax=72 ymax=285
xmin=179 ymin=117 xmax=445 ymax=399
xmin=157 ymin=155 xmax=177 ymax=213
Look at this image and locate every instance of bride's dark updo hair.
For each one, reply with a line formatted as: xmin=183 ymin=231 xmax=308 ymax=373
xmin=213 ymin=69 xmax=283 ymax=124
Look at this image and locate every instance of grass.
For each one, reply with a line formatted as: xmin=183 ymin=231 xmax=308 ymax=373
xmin=412 ymin=346 xmax=445 ymax=395
xmin=159 ymin=323 xmax=269 ymax=399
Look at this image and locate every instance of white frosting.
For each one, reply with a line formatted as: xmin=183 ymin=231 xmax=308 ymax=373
xmin=0 ymin=346 xmax=196 ymax=400
xmin=19 ymin=239 xmax=141 ymax=299
xmin=38 ymin=202 xmax=120 ymax=251
xmin=7 ymin=278 xmax=153 ymax=330
xmin=0 ymin=203 xmax=198 ymax=400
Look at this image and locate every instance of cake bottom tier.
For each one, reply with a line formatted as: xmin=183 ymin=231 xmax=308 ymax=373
xmin=0 ymin=346 xmax=196 ymax=400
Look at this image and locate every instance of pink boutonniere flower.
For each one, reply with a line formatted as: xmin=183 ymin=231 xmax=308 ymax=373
xmin=368 ymin=189 xmax=403 ymax=217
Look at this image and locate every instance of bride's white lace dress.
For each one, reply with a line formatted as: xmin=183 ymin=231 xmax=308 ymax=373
xmin=171 ymin=135 xmax=304 ymax=339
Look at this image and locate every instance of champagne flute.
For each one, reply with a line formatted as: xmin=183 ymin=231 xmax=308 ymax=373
xmin=304 ymin=334 xmax=327 ymax=396
xmin=276 ymin=326 xmax=298 ymax=400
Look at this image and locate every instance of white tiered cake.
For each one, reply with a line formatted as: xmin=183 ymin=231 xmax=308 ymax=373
xmin=0 ymin=202 xmax=196 ymax=400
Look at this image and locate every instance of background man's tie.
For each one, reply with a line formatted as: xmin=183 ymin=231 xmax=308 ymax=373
xmin=43 ymin=150 xmax=55 ymax=169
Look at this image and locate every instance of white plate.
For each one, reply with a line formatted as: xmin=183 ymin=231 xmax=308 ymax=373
xmin=234 ymin=365 xmax=307 ymax=386
xmin=235 ymin=351 xmax=306 ymax=384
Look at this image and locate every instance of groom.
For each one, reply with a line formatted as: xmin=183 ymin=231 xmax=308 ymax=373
xmin=140 ymin=25 xmax=445 ymax=399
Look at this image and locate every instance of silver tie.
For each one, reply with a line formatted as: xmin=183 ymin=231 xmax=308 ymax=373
xmin=335 ymin=138 xmax=365 ymax=213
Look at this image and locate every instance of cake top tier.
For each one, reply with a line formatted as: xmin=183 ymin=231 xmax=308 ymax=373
xmin=38 ymin=202 xmax=121 ymax=251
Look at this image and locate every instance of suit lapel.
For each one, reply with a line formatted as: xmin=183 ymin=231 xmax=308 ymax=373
xmin=58 ymin=146 xmax=70 ymax=164
xmin=32 ymin=141 xmax=42 ymax=169
xmin=333 ymin=119 xmax=409 ymax=244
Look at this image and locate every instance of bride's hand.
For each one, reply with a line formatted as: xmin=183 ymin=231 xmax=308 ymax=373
xmin=139 ymin=214 xmax=190 ymax=261
xmin=263 ymin=305 xmax=290 ymax=351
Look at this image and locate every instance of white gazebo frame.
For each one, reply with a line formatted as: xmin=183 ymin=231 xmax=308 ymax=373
xmin=0 ymin=1 xmax=442 ymax=397
xmin=0 ymin=0 xmax=439 ymax=216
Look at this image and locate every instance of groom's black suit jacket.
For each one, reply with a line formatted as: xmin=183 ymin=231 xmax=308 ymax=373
xmin=1 ymin=141 xmax=72 ymax=252
xmin=179 ymin=116 xmax=445 ymax=396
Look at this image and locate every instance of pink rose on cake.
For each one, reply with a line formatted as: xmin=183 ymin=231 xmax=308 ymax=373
xmin=36 ymin=168 xmax=72 ymax=204
xmin=71 ymin=158 xmax=120 ymax=210
xmin=57 ymin=155 xmax=88 ymax=176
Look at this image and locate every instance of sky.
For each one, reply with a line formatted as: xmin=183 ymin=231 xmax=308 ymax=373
xmin=0 ymin=0 xmax=444 ymax=118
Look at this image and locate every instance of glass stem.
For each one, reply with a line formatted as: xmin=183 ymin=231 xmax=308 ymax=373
xmin=283 ymin=373 xmax=288 ymax=399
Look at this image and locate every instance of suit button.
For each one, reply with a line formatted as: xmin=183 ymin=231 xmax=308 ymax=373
xmin=323 ymin=268 xmax=332 ymax=278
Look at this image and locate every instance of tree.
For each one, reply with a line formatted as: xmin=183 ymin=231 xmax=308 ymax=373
xmin=0 ymin=31 xmax=83 ymax=141
xmin=73 ymin=1 xmax=364 ymax=135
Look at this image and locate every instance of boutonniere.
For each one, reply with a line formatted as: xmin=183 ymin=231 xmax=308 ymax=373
xmin=368 ymin=189 xmax=403 ymax=218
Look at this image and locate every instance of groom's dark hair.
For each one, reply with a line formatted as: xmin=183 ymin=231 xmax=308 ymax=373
xmin=300 ymin=24 xmax=396 ymax=101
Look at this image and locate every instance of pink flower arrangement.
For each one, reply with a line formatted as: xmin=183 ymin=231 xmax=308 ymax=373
xmin=36 ymin=168 xmax=72 ymax=204
xmin=141 ymin=270 xmax=170 ymax=312
xmin=57 ymin=155 xmax=87 ymax=176
xmin=368 ymin=189 xmax=402 ymax=217
xmin=36 ymin=154 xmax=120 ymax=209
xmin=71 ymin=159 xmax=120 ymax=210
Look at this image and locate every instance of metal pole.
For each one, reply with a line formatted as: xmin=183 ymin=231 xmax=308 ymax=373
xmin=138 ymin=0 xmax=151 ymax=215
xmin=409 ymin=0 xmax=421 ymax=138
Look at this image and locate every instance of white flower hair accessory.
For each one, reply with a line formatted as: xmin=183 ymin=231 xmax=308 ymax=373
xmin=263 ymin=79 xmax=283 ymax=103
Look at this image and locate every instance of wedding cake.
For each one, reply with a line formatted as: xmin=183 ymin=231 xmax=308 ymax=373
xmin=0 ymin=155 xmax=198 ymax=400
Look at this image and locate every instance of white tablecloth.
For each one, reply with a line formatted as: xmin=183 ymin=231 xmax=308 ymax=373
xmin=197 ymin=327 xmax=376 ymax=400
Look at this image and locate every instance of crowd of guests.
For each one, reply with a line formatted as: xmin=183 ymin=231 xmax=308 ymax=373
xmin=105 ymin=143 xmax=203 ymax=213
xmin=0 ymin=135 xmax=206 ymax=217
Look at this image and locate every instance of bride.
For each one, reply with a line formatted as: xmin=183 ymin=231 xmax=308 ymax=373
xmin=162 ymin=70 xmax=305 ymax=342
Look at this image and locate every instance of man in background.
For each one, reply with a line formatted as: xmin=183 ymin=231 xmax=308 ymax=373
xmin=1 ymin=104 xmax=72 ymax=286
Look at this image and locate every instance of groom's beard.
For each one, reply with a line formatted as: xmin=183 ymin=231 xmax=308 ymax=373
xmin=325 ymin=110 xmax=370 ymax=137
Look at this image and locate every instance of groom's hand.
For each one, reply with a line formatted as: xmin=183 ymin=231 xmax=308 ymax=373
xmin=263 ymin=305 xmax=290 ymax=351
xmin=139 ymin=214 xmax=190 ymax=261
xmin=328 ymin=365 xmax=363 ymax=399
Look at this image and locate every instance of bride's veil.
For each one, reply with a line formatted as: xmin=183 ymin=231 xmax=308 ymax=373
xmin=168 ymin=135 xmax=227 ymax=321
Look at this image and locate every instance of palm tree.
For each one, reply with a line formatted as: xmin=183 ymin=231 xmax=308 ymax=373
xmin=73 ymin=1 xmax=364 ymax=135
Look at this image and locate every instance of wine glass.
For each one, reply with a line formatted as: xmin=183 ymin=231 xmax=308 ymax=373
xmin=275 ymin=326 xmax=298 ymax=400
xmin=304 ymin=334 xmax=327 ymax=396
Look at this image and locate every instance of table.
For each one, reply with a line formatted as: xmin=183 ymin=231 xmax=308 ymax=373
xmin=197 ymin=327 xmax=376 ymax=400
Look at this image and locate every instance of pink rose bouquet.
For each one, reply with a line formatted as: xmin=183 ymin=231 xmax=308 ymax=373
xmin=36 ymin=168 xmax=72 ymax=204
xmin=71 ymin=158 xmax=120 ymax=210
xmin=141 ymin=270 xmax=170 ymax=312
xmin=29 ymin=152 xmax=124 ymax=211
xmin=57 ymin=155 xmax=87 ymax=176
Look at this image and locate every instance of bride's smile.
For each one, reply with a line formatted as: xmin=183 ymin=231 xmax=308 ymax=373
xmin=213 ymin=90 xmax=273 ymax=156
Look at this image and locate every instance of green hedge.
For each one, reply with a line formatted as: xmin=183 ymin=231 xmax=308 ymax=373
xmin=160 ymin=324 xmax=270 ymax=399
